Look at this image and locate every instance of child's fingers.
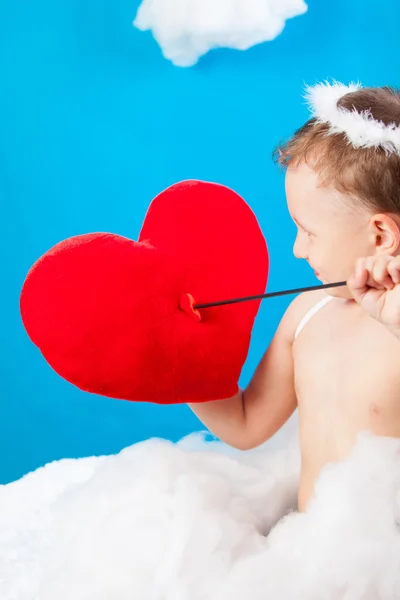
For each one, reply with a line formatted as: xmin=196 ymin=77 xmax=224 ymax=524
xmin=347 ymin=259 xmax=369 ymax=299
xmin=387 ymin=256 xmax=400 ymax=284
xmin=349 ymin=258 xmax=369 ymax=290
xmin=349 ymin=256 xmax=400 ymax=299
xmin=371 ymin=255 xmax=394 ymax=290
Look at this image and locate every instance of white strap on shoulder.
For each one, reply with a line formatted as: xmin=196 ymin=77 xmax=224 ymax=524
xmin=294 ymin=295 xmax=333 ymax=340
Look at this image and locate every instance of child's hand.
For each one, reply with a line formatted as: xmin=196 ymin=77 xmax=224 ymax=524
xmin=348 ymin=255 xmax=400 ymax=332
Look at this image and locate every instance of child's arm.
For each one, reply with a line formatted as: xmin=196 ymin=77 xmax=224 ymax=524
xmin=189 ymin=295 xmax=304 ymax=450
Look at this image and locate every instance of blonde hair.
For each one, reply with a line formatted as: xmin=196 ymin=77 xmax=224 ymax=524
xmin=274 ymin=86 xmax=400 ymax=214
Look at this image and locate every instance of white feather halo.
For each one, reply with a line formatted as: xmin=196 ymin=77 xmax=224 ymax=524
xmin=304 ymin=81 xmax=400 ymax=156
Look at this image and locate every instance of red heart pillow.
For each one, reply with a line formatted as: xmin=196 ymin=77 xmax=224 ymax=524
xmin=20 ymin=180 xmax=269 ymax=404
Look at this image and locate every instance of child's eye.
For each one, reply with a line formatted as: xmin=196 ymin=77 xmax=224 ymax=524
xmin=294 ymin=220 xmax=314 ymax=238
xmin=300 ymin=226 xmax=312 ymax=237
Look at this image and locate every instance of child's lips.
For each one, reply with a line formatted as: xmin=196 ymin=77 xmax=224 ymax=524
xmin=314 ymin=271 xmax=326 ymax=283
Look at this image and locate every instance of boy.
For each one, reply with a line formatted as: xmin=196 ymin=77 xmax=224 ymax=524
xmin=189 ymin=81 xmax=400 ymax=512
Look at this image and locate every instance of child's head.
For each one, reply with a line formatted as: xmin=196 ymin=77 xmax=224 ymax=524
xmin=275 ymin=84 xmax=400 ymax=298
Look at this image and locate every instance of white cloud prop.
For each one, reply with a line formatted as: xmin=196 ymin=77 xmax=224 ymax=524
xmin=133 ymin=0 xmax=308 ymax=66
xmin=2 ymin=425 xmax=400 ymax=599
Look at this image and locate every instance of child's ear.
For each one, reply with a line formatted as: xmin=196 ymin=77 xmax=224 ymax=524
xmin=371 ymin=213 xmax=400 ymax=254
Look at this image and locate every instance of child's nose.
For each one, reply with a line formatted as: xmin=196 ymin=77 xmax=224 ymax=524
xmin=293 ymin=233 xmax=307 ymax=260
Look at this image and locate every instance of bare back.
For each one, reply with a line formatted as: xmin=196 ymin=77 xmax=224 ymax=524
xmin=293 ymin=291 xmax=400 ymax=510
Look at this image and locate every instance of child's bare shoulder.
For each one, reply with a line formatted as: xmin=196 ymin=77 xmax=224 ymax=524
xmin=280 ymin=289 xmax=330 ymax=341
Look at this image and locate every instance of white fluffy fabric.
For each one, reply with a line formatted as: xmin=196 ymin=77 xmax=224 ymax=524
xmin=2 ymin=426 xmax=400 ymax=599
xmin=133 ymin=0 xmax=308 ymax=67
xmin=306 ymin=81 xmax=400 ymax=155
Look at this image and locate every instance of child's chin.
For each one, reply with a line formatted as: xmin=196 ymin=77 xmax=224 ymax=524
xmin=317 ymin=274 xmax=350 ymax=298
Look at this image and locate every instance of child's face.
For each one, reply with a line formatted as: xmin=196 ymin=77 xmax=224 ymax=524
xmin=285 ymin=162 xmax=376 ymax=299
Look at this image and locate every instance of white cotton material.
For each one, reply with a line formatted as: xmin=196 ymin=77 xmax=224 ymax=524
xmin=133 ymin=0 xmax=308 ymax=66
xmin=306 ymin=81 xmax=400 ymax=155
xmin=1 ymin=427 xmax=400 ymax=600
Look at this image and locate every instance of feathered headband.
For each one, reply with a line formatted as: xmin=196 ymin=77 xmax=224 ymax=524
xmin=305 ymin=81 xmax=400 ymax=156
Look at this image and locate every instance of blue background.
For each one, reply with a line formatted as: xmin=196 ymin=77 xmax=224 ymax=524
xmin=1 ymin=0 xmax=399 ymax=483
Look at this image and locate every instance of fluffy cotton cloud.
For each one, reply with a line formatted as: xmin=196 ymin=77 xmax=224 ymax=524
xmin=133 ymin=0 xmax=308 ymax=66
xmin=2 ymin=424 xmax=400 ymax=600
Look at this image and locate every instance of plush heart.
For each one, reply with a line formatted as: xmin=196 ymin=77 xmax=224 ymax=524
xmin=20 ymin=180 xmax=269 ymax=404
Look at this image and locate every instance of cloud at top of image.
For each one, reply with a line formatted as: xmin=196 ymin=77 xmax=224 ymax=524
xmin=134 ymin=0 xmax=308 ymax=67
